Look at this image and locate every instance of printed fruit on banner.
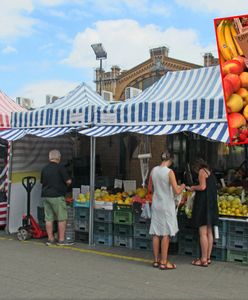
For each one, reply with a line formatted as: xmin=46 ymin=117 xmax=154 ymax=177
xmin=224 ymin=21 xmax=238 ymax=58
xmin=243 ymin=105 xmax=248 ymax=120
xmin=224 ymin=73 xmax=241 ymax=92
xmin=222 ymin=59 xmax=244 ymax=75
xmin=237 ymin=88 xmax=248 ymax=105
xmin=226 ymin=93 xmax=243 ymax=113
xmin=223 ymin=77 xmax=234 ymax=100
xmin=233 ymin=56 xmax=246 ymax=70
xmin=217 ymin=20 xmax=232 ymax=61
xmin=228 ymin=112 xmax=246 ymax=128
xmin=240 ymin=72 xmax=248 ymax=88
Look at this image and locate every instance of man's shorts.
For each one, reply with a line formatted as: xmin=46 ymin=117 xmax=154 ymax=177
xmin=43 ymin=197 xmax=67 ymax=222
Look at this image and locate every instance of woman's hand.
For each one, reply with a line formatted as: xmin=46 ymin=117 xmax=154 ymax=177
xmin=189 ymin=186 xmax=194 ymax=192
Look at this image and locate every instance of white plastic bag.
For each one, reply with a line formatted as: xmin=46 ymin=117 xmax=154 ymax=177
xmin=141 ymin=201 xmax=151 ymax=219
xmin=185 ymin=191 xmax=195 ymax=211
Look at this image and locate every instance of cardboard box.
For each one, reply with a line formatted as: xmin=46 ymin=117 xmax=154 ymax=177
xmin=234 ymin=31 xmax=248 ymax=58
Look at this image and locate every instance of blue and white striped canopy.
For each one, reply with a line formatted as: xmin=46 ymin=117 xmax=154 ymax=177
xmin=0 ymin=127 xmax=80 ymax=141
xmin=79 ymin=66 xmax=229 ymax=142
xmin=12 ymin=82 xmax=107 ymax=128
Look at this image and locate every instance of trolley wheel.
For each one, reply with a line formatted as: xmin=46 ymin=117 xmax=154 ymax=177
xmin=17 ymin=227 xmax=31 ymax=241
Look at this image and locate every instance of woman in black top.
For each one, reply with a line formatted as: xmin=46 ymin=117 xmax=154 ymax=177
xmin=189 ymin=159 xmax=219 ymax=267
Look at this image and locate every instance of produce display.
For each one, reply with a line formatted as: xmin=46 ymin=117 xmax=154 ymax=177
xmin=217 ymin=186 xmax=248 ymax=217
xmin=215 ymin=16 xmax=248 ymax=144
xmin=74 ymin=187 xmax=152 ymax=206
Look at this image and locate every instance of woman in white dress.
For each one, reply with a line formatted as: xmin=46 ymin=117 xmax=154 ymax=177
xmin=148 ymin=151 xmax=185 ymax=270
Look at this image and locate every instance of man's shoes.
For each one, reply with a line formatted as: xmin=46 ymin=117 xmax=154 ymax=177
xmin=56 ymin=240 xmax=74 ymax=246
xmin=45 ymin=239 xmax=56 ymax=246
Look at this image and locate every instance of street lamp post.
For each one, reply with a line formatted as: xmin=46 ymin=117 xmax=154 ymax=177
xmin=91 ymin=43 xmax=107 ymax=96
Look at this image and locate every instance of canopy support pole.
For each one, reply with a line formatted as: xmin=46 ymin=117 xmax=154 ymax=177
xmin=89 ymin=136 xmax=96 ymax=246
xmin=5 ymin=142 xmax=13 ymax=234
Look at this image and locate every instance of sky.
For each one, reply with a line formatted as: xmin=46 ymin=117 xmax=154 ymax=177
xmin=0 ymin=0 xmax=247 ymax=108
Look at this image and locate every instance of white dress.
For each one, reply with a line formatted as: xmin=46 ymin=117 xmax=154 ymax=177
xmin=149 ymin=166 xmax=178 ymax=236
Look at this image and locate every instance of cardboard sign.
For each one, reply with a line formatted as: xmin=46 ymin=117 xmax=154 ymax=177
xmin=114 ymin=179 xmax=123 ymax=189
xmin=235 ymin=32 xmax=248 ymax=58
xmin=72 ymin=188 xmax=80 ymax=200
xmin=123 ymin=180 xmax=136 ymax=192
xmin=81 ymin=185 xmax=89 ymax=194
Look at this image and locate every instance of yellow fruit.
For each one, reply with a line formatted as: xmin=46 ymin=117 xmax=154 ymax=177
xmin=224 ymin=21 xmax=238 ymax=58
xmin=217 ymin=20 xmax=232 ymax=61
xmin=229 ymin=21 xmax=244 ymax=56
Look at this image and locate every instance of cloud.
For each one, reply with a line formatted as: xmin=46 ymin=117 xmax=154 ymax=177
xmin=14 ymin=80 xmax=80 ymax=108
xmin=62 ymin=19 xmax=214 ymax=70
xmin=175 ymin=0 xmax=248 ymax=15
xmin=0 ymin=0 xmax=37 ymax=40
xmin=89 ymin=0 xmax=170 ymax=16
xmin=2 ymin=46 xmax=18 ymax=54
xmin=0 ymin=0 xmax=80 ymax=40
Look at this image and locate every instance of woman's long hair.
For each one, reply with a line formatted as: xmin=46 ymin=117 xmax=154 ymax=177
xmin=192 ymin=158 xmax=210 ymax=173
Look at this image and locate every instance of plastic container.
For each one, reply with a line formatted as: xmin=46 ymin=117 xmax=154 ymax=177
xmin=133 ymin=223 xmax=150 ymax=239
xmin=113 ymin=211 xmax=133 ymax=225
xmin=133 ymin=212 xmax=151 ymax=225
xmin=227 ymin=221 xmax=248 ymax=237
xmin=133 ymin=238 xmax=152 ymax=250
xmin=178 ymin=240 xmax=200 ymax=257
xmin=114 ymin=236 xmax=133 ymax=249
xmin=75 ymin=231 xmax=89 ymax=243
xmin=94 ymin=209 xmax=113 ymax=223
xmin=227 ymin=234 xmax=248 ymax=251
xmin=74 ymin=207 xmax=89 ymax=221
xmin=227 ymin=249 xmax=248 ymax=264
xmin=74 ymin=219 xmax=89 ymax=232
xmin=114 ymin=224 xmax=133 ymax=236
xmin=94 ymin=234 xmax=113 ymax=247
xmin=210 ymin=247 xmax=227 ymax=261
xmin=94 ymin=222 xmax=113 ymax=235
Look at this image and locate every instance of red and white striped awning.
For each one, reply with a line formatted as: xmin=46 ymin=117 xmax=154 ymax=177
xmin=0 ymin=91 xmax=26 ymax=129
xmin=0 ymin=202 xmax=7 ymax=227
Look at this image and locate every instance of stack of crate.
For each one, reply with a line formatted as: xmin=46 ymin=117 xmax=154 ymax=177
xmin=74 ymin=207 xmax=89 ymax=243
xmin=133 ymin=209 xmax=152 ymax=251
xmin=226 ymin=220 xmax=248 ymax=264
xmin=178 ymin=213 xmax=200 ymax=257
xmin=94 ymin=209 xmax=113 ymax=246
xmin=65 ymin=205 xmax=75 ymax=243
xmin=178 ymin=212 xmax=228 ymax=262
xmin=210 ymin=220 xmax=227 ymax=262
xmin=113 ymin=204 xmax=133 ymax=249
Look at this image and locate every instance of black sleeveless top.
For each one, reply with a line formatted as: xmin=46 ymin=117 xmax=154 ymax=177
xmin=191 ymin=169 xmax=219 ymax=228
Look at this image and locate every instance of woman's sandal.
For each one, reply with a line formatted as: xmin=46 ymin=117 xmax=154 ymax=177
xmin=159 ymin=262 xmax=176 ymax=270
xmin=207 ymin=258 xmax=212 ymax=265
xmin=192 ymin=258 xmax=208 ymax=267
xmin=152 ymin=261 xmax=160 ymax=268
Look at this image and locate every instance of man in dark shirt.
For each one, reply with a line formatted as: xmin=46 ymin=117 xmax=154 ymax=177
xmin=41 ymin=149 xmax=72 ymax=246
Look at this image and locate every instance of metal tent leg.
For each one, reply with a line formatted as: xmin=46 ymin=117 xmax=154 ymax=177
xmin=89 ymin=136 xmax=96 ymax=246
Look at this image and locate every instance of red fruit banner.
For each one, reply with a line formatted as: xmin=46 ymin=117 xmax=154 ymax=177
xmin=214 ymin=14 xmax=248 ymax=144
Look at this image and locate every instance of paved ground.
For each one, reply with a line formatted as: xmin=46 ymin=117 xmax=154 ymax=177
xmin=0 ymin=231 xmax=248 ymax=300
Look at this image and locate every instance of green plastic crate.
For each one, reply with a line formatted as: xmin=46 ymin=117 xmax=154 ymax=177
xmin=114 ymin=224 xmax=133 ymax=236
xmin=210 ymin=247 xmax=227 ymax=261
xmin=113 ymin=211 xmax=133 ymax=225
xmin=227 ymin=249 xmax=248 ymax=264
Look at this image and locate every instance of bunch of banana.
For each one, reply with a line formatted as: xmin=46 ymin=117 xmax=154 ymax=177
xmin=216 ymin=20 xmax=243 ymax=63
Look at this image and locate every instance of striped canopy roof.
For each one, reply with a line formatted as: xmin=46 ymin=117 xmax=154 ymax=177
xmin=79 ymin=66 xmax=229 ymax=143
xmin=0 ymin=91 xmax=26 ymax=129
xmin=12 ymin=82 xmax=107 ymax=128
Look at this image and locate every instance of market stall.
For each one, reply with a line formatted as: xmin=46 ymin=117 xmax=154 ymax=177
xmin=73 ymin=66 xmax=248 ymax=264
xmin=0 ymin=83 xmax=107 ymax=233
xmin=0 ymin=90 xmax=26 ymax=229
